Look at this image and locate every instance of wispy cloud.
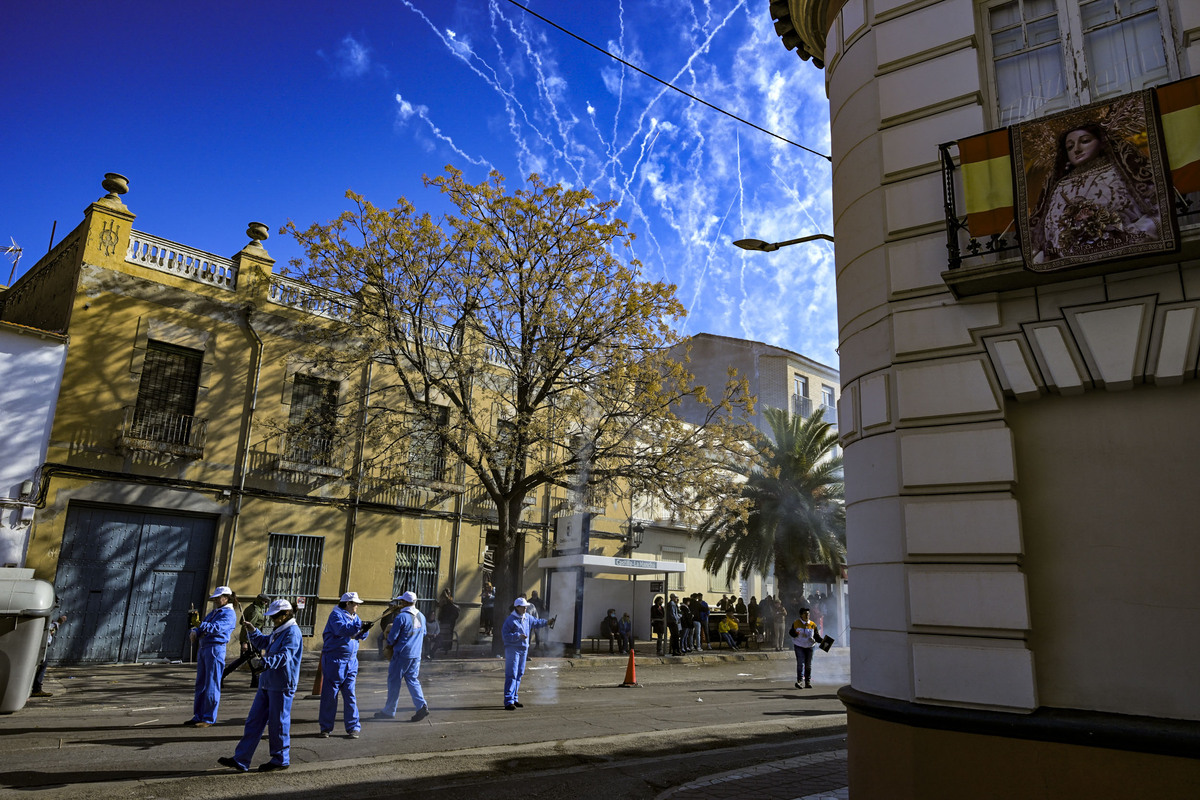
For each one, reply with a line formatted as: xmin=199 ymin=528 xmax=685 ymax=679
xmin=390 ymin=0 xmax=836 ymax=366
xmin=335 ymin=34 xmax=373 ymax=78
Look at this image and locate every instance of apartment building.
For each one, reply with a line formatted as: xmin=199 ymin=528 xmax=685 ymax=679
xmin=771 ymin=0 xmax=1199 ymax=794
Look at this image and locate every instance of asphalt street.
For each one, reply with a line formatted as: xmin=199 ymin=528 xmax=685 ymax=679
xmin=1 ymin=648 xmax=849 ymax=799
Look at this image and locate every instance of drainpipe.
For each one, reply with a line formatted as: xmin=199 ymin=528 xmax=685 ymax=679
xmin=340 ymin=359 xmax=373 ymax=593
xmin=225 ymin=306 xmax=263 ymax=584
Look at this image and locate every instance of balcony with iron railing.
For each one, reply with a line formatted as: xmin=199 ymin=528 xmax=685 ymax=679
xmin=407 ymin=452 xmax=465 ymax=493
xmin=116 ymin=406 xmax=208 ymax=459
xmin=818 ymin=403 xmax=838 ymax=426
xmin=792 ymin=394 xmax=813 ymax=419
xmin=276 ymin=432 xmax=345 ymax=478
xmin=938 ymin=142 xmax=1200 ymax=298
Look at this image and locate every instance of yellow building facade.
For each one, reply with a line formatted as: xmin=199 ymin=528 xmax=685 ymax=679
xmin=1 ymin=175 xmax=633 ymax=663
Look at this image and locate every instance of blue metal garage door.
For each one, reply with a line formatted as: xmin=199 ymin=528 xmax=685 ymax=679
xmin=52 ymin=504 xmax=217 ymax=664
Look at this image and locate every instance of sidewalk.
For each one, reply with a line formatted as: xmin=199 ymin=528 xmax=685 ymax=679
xmin=11 ymin=645 xmax=851 ymax=798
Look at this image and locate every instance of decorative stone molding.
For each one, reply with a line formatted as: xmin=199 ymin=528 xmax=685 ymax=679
xmin=984 ymin=296 xmax=1199 ymax=400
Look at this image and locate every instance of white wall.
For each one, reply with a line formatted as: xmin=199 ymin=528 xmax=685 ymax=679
xmin=0 ymin=326 xmax=66 ymax=566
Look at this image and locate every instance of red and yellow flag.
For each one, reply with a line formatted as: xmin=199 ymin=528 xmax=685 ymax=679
xmin=958 ymin=129 xmax=1015 ymax=238
xmin=1157 ymin=76 xmax=1200 ymax=194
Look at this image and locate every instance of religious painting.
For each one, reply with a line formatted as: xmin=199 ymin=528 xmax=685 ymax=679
xmin=1013 ymin=89 xmax=1178 ymax=273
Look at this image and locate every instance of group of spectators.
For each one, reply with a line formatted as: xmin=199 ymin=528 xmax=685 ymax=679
xmin=649 ymin=593 xmax=715 ymax=655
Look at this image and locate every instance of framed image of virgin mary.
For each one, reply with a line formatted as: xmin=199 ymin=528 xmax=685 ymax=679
xmin=1013 ymin=89 xmax=1178 ymax=273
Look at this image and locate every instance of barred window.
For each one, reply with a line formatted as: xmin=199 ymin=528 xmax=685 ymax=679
xmin=393 ymin=543 xmax=441 ymax=619
xmin=263 ymin=533 xmax=324 ymax=635
xmin=286 ymin=374 xmax=338 ymax=466
xmin=131 ymin=341 xmax=203 ymax=445
xmin=409 ymin=405 xmax=449 ymax=483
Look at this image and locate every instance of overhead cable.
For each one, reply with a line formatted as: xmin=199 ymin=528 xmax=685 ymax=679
xmin=502 ymin=0 xmax=832 ymax=162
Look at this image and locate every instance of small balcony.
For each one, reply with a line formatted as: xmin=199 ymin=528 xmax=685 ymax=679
xmin=938 ymin=141 xmax=1200 ymax=298
xmin=792 ymin=394 xmax=813 ymax=419
xmin=818 ymin=403 xmax=838 ymax=426
xmin=117 ymin=406 xmax=207 ymax=459
xmin=276 ymin=432 xmax=345 ymax=478
xmin=407 ymin=453 xmax=465 ymax=493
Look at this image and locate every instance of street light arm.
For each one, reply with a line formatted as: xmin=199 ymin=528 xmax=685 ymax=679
xmin=732 ymin=233 xmax=834 ymax=253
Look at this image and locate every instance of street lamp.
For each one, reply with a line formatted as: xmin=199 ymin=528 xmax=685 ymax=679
xmin=732 ymin=233 xmax=834 ymax=252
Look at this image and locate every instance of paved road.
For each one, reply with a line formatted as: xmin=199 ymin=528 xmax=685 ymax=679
xmin=2 ymin=650 xmax=849 ymax=799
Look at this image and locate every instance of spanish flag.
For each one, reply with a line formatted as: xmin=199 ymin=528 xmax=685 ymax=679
xmin=1158 ymin=76 xmax=1200 ymax=194
xmin=958 ymin=128 xmax=1015 ymax=238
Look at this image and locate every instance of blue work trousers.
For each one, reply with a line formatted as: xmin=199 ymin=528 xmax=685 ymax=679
xmin=192 ymin=641 xmax=225 ymax=723
xmin=383 ymin=656 xmax=426 ymax=715
xmin=318 ymin=656 xmax=360 ymax=733
xmin=504 ymin=646 xmax=529 ymax=705
xmin=232 ymin=688 xmax=294 ymax=768
xmin=794 ymin=644 xmax=814 ymax=682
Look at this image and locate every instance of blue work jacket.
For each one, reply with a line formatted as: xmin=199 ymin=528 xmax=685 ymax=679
xmin=249 ymin=619 xmax=303 ymax=694
xmin=501 ymin=610 xmax=548 ymax=651
xmin=195 ymin=605 xmax=236 ymax=645
xmin=321 ymin=607 xmax=368 ymax=661
xmin=387 ymin=607 xmax=426 ymax=660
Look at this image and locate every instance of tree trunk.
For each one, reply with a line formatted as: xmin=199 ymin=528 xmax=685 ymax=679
xmin=488 ymin=497 xmax=527 ymax=656
xmin=774 ymin=543 xmax=806 ymax=621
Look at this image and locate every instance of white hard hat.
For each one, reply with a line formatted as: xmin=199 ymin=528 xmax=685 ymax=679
xmin=266 ymin=599 xmax=293 ymax=616
xmin=341 ymin=592 xmax=362 ymax=604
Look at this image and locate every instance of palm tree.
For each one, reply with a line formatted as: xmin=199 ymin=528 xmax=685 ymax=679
xmin=699 ymin=406 xmax=845 ymax=615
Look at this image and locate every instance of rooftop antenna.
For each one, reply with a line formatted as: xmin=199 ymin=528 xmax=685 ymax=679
xmin=4 ymin=238 xmax=21 ymax=287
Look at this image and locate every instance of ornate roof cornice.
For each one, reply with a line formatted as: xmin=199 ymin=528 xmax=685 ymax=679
xmin=769 ymin=0 xmax=837 ymax=69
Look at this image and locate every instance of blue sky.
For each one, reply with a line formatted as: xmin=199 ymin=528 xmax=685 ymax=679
xmin=3 ymin=1 xmax=836 ymax=367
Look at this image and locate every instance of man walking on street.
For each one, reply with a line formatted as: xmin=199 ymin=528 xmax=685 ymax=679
xmin=790 ymin=607 xmax=820 ymax=689
xmin=501 ymin=597 xmax=555 ymax=709
xmin=218 ymin=599 xmax=303 ymax=772
xmin=375 ymin=591 xmax=430 ymax=722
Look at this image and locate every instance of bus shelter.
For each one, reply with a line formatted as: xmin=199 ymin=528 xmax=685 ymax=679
xmin=537 ymin=554 xmax=686 ymax=656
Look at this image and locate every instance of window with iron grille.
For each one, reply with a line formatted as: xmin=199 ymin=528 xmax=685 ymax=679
xmin=286 ymin=374 xmax=338 ymax=467
xmin=494 ymin=419 xmax=517 ymax=476
xmin=131 ymin=340 xmax=203 ymax=445
xmin=409 ymin=405 xmax=450 ymax=483
xmin=392 ymin=543 xmax=441 ymax=620
xmin=263 ymin=533 xmax=325 ymax=635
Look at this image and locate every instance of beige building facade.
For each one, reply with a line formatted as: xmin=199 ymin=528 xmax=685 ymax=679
xmin=771 ymin=0 xmax=1200 ymax=795
xmin=668 ymin=333 xmax=845 ymax=613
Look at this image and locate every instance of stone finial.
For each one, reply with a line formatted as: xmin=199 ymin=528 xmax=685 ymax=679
xmin=246 ymin=222 xmax=269 ymax=248
xmin=94 ymin=172 xmax=132 ymax=213
xmin=101 ymin=173 xmax=129 ymax=199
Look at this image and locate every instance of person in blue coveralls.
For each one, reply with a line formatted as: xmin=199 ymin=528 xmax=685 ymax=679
xmin=218 ymin=598 xmax=303 ymax=773
xmin=318 ymin=591 xmax=373 ymax=738
xmin=184 ymin=586 xmax=238 ymax=727
xmin=374 ymin=591 xmax=430 ymax=722
xmin=501 ymin=597 xmax=556 ymax=710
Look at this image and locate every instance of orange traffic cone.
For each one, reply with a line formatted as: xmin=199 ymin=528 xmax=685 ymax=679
xmin=620 ymin=648 xmax=639 ymax=687
xmin=308 ymin=661 xmax=323 ymax=698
